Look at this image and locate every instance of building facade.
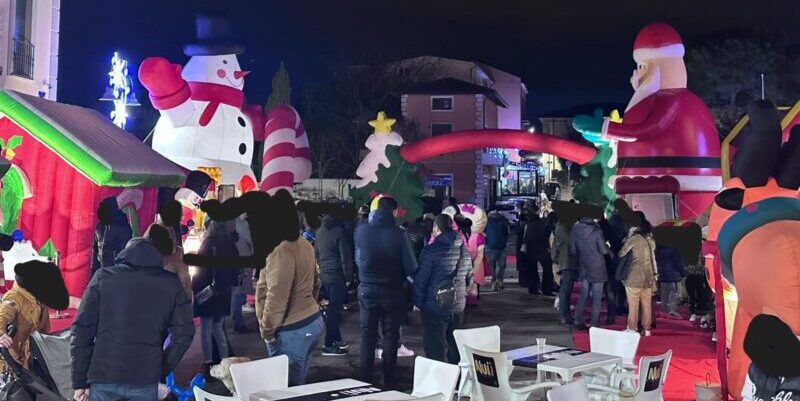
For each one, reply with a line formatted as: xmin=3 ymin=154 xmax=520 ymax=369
xmin=395 ymin=57 xmax=527 ymax=209
xmin=0 ymin=0 xmax=60 ymax=100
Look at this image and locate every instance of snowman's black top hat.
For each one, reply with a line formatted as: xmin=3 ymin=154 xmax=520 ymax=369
xmin=183 ymin=11 xmax=245 ymax=56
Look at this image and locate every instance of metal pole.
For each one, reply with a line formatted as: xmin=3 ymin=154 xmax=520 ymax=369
xmin=761 ymin=73 xmax=765 ymax=100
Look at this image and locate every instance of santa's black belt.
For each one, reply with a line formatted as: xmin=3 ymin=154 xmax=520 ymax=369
xmin=618 ymin=156 xmax=721 ymax=168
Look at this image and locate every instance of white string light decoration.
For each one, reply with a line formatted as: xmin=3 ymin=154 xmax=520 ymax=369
xmin=108 ymin=52 xmax=131 ymax=129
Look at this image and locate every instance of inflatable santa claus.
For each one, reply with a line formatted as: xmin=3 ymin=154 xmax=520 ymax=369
xmin=601 ymin=22 xmax=722 ymax=219
xmin=139 ymin=12 xmax=310 ymax=195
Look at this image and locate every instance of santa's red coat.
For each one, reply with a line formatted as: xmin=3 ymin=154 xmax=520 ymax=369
xmin=608 ymin=88 xmax=721 ymax=193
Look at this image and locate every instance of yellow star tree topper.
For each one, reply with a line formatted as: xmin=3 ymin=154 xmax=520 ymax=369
xmin=369 ymin=111 xmax=396 ymax=134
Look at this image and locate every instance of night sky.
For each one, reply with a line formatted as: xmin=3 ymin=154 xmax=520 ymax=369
xmin=59 ymin=0 xmax=800 ymax=127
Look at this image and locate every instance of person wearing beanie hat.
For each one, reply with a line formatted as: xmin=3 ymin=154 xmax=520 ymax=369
xmin=576 ymin=22 xmax=722 ymax=220
xmin=0 ymin=260 xmax=68 ymax=371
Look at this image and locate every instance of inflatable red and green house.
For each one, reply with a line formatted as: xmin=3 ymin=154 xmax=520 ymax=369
xmin=0 ymin=90 xmax=186 ymax=299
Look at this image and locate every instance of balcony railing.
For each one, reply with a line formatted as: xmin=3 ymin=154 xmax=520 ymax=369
xmin=11 ymin=35 xmax=34 ymax=80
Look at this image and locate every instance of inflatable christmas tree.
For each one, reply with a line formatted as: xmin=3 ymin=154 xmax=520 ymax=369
xmin=572 ymin=109 xmax=619 ymax=212
xmin=350 ymin=112 xmax=424 ymax=223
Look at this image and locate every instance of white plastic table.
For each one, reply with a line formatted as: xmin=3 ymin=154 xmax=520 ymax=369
xmin=506 ymin=345 xmax=622 ymax=382
xmin=250 ymin=378 xmax=415 ymax=401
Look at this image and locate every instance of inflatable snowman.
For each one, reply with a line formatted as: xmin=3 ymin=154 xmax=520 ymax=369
xmin=139 ymin=12 xmax=255 ymax=187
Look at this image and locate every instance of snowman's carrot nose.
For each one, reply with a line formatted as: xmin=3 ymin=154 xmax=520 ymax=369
xmin=234 ymin=70 xmax=250 ymax=79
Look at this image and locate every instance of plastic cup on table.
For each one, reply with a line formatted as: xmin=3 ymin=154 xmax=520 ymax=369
xmin=536 ymin=338 xmax=547 ymax=355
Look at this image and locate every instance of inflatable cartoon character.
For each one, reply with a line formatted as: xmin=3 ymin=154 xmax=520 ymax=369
xmin=139 ymin=12 xmax=310 ymax=193
xmin=595 ymin=22 xmax=722 ymax=219
xmin=707 ymin=99 xmax=800 ymax=399
xmin=445 ymin=204 xmax=487 ymax=305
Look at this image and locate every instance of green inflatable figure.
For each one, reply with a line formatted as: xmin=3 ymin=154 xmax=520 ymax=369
xmin=572 ymin=109 xmax=618 ymax=213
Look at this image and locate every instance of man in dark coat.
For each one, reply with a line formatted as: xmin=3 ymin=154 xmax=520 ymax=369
xmin=72 ymin=226 xmax=194 ymax=401
xmin=570 ymin=217 xmax=610 ymax=330
xmin=315 ymin=213 xmax=355 ymax=356
xmin=655 ymin=244 xmax=687 ymax=318
xmin=412 ymin=214 xmax=472 ymax=364
xmin=354 ymin=196 xmax=416 ymax=389
xmin=523 ymin=206 xmax=555 ymax=296
xmin=485 ymin=209 xmax=510 ymax=291
xmin=91 ymin=197 xmax=132 ymax=278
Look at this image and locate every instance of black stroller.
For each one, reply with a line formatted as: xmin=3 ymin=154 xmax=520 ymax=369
xmin=0 ymin=326 xmax=69 ymax=401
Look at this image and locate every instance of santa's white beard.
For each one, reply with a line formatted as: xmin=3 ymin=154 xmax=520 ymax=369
xmin=626 ymin=65 xmax=661 ymax=112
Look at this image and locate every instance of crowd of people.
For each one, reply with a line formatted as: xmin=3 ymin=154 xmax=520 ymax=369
xmin=0 ymin=192 xmax=717 ymax=401
xmin=511 ymin=198 xmax=714 ymax=338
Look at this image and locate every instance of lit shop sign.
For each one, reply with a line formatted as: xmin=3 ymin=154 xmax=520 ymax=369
xmin=424 ymin=174 xmax=453 ymax=187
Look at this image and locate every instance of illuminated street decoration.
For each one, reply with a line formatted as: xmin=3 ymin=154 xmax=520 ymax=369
xmin=99 ymin=51 xmax=139 ymax=130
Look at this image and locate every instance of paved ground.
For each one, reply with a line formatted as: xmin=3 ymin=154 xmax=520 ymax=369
xmin=174 ymin=281 xmax=573 ymax=395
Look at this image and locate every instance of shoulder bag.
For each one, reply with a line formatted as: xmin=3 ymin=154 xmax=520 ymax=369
xmin=615 ymin=251 xmax=633 ymax=281
xmin=433 ymin=264 xmax=460 ymax=312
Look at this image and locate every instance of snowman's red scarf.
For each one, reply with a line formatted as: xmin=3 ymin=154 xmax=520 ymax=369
xmin=187 ymin=82 xmax=245 ymax=127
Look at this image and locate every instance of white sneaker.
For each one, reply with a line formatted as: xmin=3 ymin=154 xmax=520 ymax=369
xmin=712 ymin=332 xmax=718 ymax=342
xmin=375 ymin=348 xmax=383 ymax=359
xmin=553 ymin=298 xmax=560 ymax=310
xmin=242 ymin=304 xmax=255 ymax=313
xmin=397 ymin=344 xmax=415 ymax=357
xmin=644 ymin=330 xmax=652 ymax=337
xmin=689 ymin=314 xmax=698 ymax=322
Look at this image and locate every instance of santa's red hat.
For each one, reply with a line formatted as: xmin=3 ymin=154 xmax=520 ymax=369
xmin=633 ymin=22 xmax=684 ymax=63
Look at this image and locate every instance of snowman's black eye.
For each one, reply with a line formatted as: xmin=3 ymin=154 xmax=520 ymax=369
xmin=223 ymin=60 xmax=228 ymax=64
xmin=239 ymin=143 xmax=247 ymax=155
xmin=237 ymin=117 xmax=246 ymax=127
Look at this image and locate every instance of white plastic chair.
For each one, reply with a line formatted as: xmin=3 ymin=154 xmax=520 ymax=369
xmin=464 ymin=345 xmax=561 ymax=401
xmin=587 ymin=350 xmax=672 ymax=401
xmin=547 ymin=378 xmax=590 ymax=401
xmin=229 ymin=354 xmax=289 ymax=401
xmin=367 ymin=395 xmax=443 ymax=401
xmin=453 ymin=325 xmax=501 ymax=399
xmin=586 ymin=327 xmax=641 ymax=387
xmin=193 ymin=387 xmax=239 ymax=401
xmin=411 ymin=356 xmax=460 ymax=401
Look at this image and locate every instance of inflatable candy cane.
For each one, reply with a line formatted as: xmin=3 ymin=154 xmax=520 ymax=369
xmin=260 ymin=105 xmax=311 ymax=195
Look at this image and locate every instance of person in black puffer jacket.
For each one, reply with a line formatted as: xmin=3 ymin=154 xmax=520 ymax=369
xmin=315 ymin=213 xmax=355 ymax=356
xmin=354 ymin=197 xmax=417 ymax=389
xmin=71 ymin=225 xmax=194 ymax=401
xmin=412 ymin=214 xmax=472 ymax=364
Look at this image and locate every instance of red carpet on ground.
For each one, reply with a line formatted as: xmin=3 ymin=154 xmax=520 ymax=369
xmin=570 ymin=291 xmax=720 ymax=401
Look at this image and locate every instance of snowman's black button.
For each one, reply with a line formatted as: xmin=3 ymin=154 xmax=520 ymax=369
xmin=239 ymin=143 xmax=247 ymax=155
xmin=238 ymin=116 xmax=247 ymax=127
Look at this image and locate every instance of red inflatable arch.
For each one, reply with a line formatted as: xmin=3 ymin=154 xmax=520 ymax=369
xmin=399 ymin=129 xmax=597 ymax=164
